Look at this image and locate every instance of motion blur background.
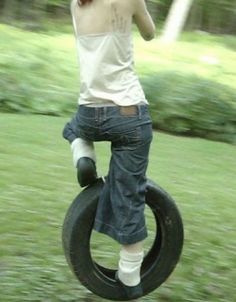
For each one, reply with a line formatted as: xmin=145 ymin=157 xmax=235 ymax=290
xmin=1 ymin=0 xmax=236 ymax=143
xmin=0 ymin=1 xmax=235 ymax=301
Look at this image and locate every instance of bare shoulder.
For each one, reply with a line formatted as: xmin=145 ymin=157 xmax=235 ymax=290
xmin=71 ymin=0 xmax=77 ymax=8
xmin=133 ymin=0 xmax=147 ymax=12
xmin=110 ymin=0 xmax=133 ymax=12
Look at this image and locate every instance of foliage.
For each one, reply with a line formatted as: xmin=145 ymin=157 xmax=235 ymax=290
xmin=0 ymin=113 xmax=236 ymax=302
xmin=147 ymin=0 xmax=236 ymax=34
xmin=0 ymin=24 xmax=236 ymax=144
xmin=0 ymin=0 xmax=236 ymax=34
xmin=141 ymin=72 xmax=236 ymax=144
xmin=187 ymin=0 xmax=236 ymax=34
xmin=0 ymin=24 xmax=77 ymax=116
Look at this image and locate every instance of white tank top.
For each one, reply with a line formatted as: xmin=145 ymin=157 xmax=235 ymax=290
xmin=76 ymin=32 xmax=148 ymax=106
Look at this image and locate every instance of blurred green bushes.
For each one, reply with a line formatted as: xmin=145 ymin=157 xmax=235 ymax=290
xmin=141 ymin=72 xmax=236 ymax=144
xmin=0 ymin=24 xmax=236 ymax=144
xmin=1 ymin=70 xmax=235 ymax=144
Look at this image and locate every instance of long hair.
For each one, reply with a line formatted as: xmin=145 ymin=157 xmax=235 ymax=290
xmin=78 ymin=0 xmax=93 ymax=6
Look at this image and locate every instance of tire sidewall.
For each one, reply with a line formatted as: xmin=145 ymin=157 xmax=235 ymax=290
xmin=62 ymin=179 xmax=184 ymax=300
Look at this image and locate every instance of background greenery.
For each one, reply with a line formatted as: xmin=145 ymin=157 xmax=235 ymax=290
xmin=0 ymin=2 xmax=236 ymax=301
xmin=0 ymin=24 xmax=236 ymax=143
xmin=0 ymin=0 xmax=236 ymax=34
xmin=1 ymin=1 xmax=236 ymax=144
xmin=0 ymin=114 xmax=235 ymax=302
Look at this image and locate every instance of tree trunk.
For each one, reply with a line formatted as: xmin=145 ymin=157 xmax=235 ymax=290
xmin=161 ymin=0 xmax=194 ymax=43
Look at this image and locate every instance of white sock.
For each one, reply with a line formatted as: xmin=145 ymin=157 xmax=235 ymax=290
xmin=118 ymin=248 xmax=144 ymax=287
xmin=71 ymin=138 xmax=96 ymax=168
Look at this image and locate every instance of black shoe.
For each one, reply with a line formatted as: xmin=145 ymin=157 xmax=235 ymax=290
xmin=76 ymin=157 xmax=97 ymax=187
xmin=115 ymin=272 xmax=143 ymax=300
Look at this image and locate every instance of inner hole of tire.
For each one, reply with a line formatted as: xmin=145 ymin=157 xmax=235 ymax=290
xmin=90 ymin=205 xmax=157 ymax=270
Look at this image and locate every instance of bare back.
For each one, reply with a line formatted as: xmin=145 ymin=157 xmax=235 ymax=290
xmin=71 ymin=0 xmax=155 ymax=39
xmin=70 ymin=0 xmax=155 ymax=106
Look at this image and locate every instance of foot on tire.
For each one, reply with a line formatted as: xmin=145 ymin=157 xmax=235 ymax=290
xmin=76 ymin=157 xmax=97 ymax=187
xmin=115 ymin=272 xmax=143 ymax=300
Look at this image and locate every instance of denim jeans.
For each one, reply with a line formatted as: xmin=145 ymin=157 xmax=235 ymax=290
xmin=63 ymin=105 xmax=153 ymax=244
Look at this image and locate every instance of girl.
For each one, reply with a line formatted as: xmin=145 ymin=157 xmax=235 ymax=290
xmin=63 ymin=0 xmax=155 ymax=299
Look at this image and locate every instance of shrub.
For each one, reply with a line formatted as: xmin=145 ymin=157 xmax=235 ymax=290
xmin=141 ymin=72 xmax=236 ymax=144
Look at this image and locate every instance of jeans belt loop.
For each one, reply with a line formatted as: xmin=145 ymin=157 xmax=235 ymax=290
xmin=104 ymin=106 xmax=107 ymax=122
xmin=95 ymin=107 xmax=99 ymax=122
xmin=138 ymin=105 xmax=142 ymax=120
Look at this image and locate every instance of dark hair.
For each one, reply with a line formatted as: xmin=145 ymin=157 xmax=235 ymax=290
xmin=78 ymin=0 xmax=93 ymax=6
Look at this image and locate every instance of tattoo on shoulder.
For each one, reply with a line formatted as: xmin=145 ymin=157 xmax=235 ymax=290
xmin=111 ymin=5 xmax=128 ymax=33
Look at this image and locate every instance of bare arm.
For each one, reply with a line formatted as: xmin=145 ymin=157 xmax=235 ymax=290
xmin=133 ymin=0 xmax=156 ymax=41
xmin=71 ymin=0 xmax=77 ymax=14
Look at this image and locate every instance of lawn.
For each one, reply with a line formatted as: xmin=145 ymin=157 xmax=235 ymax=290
xmin=1 ymin=24 xmax=236 ymax=116
xmin=0 ymin=113 xmax=235 ymax=301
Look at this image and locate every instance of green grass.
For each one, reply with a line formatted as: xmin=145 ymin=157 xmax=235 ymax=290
xmin=0 ymin=113 xmax=235 ymax=301
xmin=0 ymin=24 xmax=236 ymax=114
xmin=1 ymin=24 xmax=236 ymax=143
xmin=135 ymin=31 xmax=236 ymax=91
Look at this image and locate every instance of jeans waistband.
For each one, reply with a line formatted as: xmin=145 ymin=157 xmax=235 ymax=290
xmin=79 ymin=104 xmax=147 ymax=119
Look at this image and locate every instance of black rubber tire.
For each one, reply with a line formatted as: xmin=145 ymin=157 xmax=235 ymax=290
xmin=62 ymin=178 xmax=184 ymax=301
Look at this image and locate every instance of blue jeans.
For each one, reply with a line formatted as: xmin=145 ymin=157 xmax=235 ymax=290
xmin=63 ymin=105 xmax=153 ymax=244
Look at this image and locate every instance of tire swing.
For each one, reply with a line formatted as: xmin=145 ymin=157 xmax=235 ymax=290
xmin=62 ymin=178 xmax=184 ymax=301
